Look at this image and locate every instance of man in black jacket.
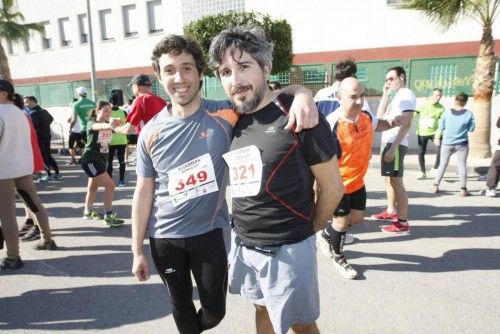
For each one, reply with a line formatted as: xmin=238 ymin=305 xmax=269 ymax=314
xmin=24 ymin=96 xmax=61 ymax=180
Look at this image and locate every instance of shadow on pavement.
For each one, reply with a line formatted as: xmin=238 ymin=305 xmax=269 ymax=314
xmin=0 ymin=284 xmax=172 ymax=331
xmin=351 ymin=248 xmax=500 ymax=275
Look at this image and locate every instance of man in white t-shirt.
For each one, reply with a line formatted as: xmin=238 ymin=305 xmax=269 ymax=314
xmin=67 ymin=98 xmax=84 ymax=165
xmin=371 ymin=66 xmax=415 ymax=234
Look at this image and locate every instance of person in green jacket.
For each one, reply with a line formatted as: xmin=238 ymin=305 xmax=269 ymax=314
xmin=106 ymin=89 xmax=128 ymax=187
xmin=415 ymin=88 xmax=445 ymax=179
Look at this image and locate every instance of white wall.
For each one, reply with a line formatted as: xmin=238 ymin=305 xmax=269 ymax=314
xmin=9 ymin=0 xmax=184 ymax=79
xmin=8 ymin=0 xmax=500 ymax=79
xmin=247 ymin=0 xmax=499 ymax=53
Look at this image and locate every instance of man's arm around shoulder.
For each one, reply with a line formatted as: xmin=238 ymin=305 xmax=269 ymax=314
xmin=311 ymin=158 xmax=344 ymax=233
xmin=131 ymin=176 xmax=155 ymax=281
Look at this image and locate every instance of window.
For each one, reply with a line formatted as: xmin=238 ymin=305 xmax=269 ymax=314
xmin=147 ymin=0 xmax=163 ymax=34
xmin=6 ymin=40 xmax=14 ymax=54
xmin=23 ymin=37 xmax=31 ymax=52
xmin=99 ymin=9 xmax=114 ymax=41
xmin=78 ymin=14 xmax=88 ymax=44
xmin=386 ymin=0 xmax=405 ymax=5
xmin=40 ymin=21 xmax=52 ymax=49
xmin=182 ymin=0 xmax=245 ymax=24
xmin=122 ymin=4 xmax=138 ymax=37
xmin=58 ymin=17 xmax=72 ymax=47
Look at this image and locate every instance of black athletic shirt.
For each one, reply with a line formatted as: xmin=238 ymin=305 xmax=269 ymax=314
xmin=230 ymin=93 xmax=337 ymax=247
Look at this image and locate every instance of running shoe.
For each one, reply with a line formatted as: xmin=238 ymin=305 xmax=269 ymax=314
xmin=381 ymin=221 xmax=410 ymax=234
xmin=417 ymin=172 xmax=426 ymax=180
xmin=478 ymin=188 xmax=496 ymax=197
xmin=20 ymin=226 xmax=41 ymax=242
xmin=67 ymin=160 xmax=77 ymax=166
xmin=431 ymin=184 xmax=439 ymax=194
xmin=33 ymin=239 xmax=58 ymax=250
xmin=39 ymin=174 xmax=49 ymax=182
xmin=344 ymin=233 xmax=355 ymax=245
xmin=0 ymin=256 xmax=23 ymax=270
xmin=105 ymin=213 xmax=125 ymax=228
xmin=19 ymin=221 xmax=35 ymax=236
xmin=333 ymin=255 xmax=358 ymax=279
xmin=83 ymin=209 xmax=104 ymax=220
xmin=117 ymin=181 xmax=126 ymax=187
xmin=370 ymin=209 xmax=398 ymax=220
xmin=318 ymin=231 xmax=334 ymax=258
xmin=52 ymin=173 xmax=63 ymax=180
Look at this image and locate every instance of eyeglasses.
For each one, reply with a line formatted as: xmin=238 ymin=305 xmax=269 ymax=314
xmin=385 ymin=76 xmax=397 ymax=83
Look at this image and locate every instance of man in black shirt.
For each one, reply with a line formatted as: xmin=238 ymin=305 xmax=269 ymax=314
xmin=24 ymin=96 xmax=61 ymax=180
xmin=209 ymin=26 xmax=344 ymax=334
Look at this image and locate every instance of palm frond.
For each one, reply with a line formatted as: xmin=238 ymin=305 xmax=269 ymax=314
xmin=399 ymin=0 xmax=474 ymax=30
xmin=0 ymin=0 xmax=43 ymax=42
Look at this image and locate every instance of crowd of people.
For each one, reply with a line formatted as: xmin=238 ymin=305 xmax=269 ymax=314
xmin=0 ymin=25 xmax=498 ymax=334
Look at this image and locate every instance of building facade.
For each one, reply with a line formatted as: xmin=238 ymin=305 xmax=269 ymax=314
xmin=4 ymin=0 xmax=499 ymax=149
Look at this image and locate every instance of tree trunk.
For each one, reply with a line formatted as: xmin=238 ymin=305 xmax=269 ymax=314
xmin=0 ymin=43 xmax=12 ymax=82
xmin=470 ymin=25 xmax=494 ymax=158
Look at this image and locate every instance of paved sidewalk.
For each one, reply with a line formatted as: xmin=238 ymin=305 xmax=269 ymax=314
xmin=1 ymin=154 xmax=498 ymax=333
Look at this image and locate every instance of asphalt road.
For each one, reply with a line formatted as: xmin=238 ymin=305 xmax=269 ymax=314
xmin=1 ymin=153 xmax=499 ymax=334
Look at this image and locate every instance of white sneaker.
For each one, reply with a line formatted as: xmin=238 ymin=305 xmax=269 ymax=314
xmin=478 ymin=188 xmax=496 ymax=197
xmin=417 ymin=172 xmax=426 ymax=180
xmin=344 ymin=233 xmax=355 ymax=245
xmin=333 ymin=256 xmax=358 ymax=279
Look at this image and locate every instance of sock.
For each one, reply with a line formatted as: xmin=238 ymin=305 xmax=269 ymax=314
xmin=105 ymin=210 xmax=113 ymax=217
xmin=398 ymin=219 xmax=408 ymax=225
xmin=387 ymin=208 xmax=397 ymax=214
xmin=25 ymin=218 xmax=34 ymax=225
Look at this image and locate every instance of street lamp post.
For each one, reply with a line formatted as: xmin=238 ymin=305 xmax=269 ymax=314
xmin=86 ymin=0 xmax=97 ymax=101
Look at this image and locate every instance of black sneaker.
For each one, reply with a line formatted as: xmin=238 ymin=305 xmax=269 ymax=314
xmin=318 ymin=231 xmax=334 ymax=258
xmin=0 ymin=256 xmax=23 ymax=270
xmin=33 ymin=239 xmax=58 ymax=250
xmin=19 ymin=221 xmax=35 ymax=236
xmin=21 ymin=226 xmax=41 ymax=242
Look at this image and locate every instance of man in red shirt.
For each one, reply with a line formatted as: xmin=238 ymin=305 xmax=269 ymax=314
xmin=119 ymin=74 xmax=167 ymax=135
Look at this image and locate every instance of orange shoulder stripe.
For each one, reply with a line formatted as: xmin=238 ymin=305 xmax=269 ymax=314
xmin=210 ymin=108 xmax=240 ymax=127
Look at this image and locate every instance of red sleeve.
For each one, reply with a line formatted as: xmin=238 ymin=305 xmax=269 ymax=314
xmin=126 ymin=96 xmax=143 ymax=126
xmin=26 ymin=115 xmax=44 ymax=172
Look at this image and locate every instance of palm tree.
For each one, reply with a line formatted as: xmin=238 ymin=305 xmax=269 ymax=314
xmin=400 ymin=0 xmax=498 ymax=158
xmin=0 ymin=0 xmax=42 ymax=82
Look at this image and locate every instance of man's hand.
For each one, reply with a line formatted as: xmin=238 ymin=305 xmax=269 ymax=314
xmin=132 ymin=254 xmax=150 ymax=281
xmin=389 ymin=115 xmax=406 ymax=127
xmin=383 ymin=146 xmax=396 ymax=162
xmin=383 ymin=82 xmax=394 ymax=95
xmin=284 ymin=89 xmax=319 ymax=132
xmin=434 ymin=138 xmax=441 ymax=146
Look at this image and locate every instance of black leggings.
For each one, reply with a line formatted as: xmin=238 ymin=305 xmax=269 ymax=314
xmin=150 ymin=228 xmax=228 ymax=334
xmin=417 ymin=135 xmax=440 ymax=173
xmin=39 ymin=141 xmax=59 ymax=175
xmin=107 ymin=145 xmax=126 ymax=182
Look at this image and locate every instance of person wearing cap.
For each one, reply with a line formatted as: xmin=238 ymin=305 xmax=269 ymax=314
xmin=0 ymin=79 xmax=58 ymax=270
xmin=116 ymin=74 xmax=167 ymax=136
xmin=72 ymin=86 xmax=96 ymax=138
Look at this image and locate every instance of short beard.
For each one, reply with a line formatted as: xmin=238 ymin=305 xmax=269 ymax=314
xmin=231 ymin=81 xmax=266 ymax=115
